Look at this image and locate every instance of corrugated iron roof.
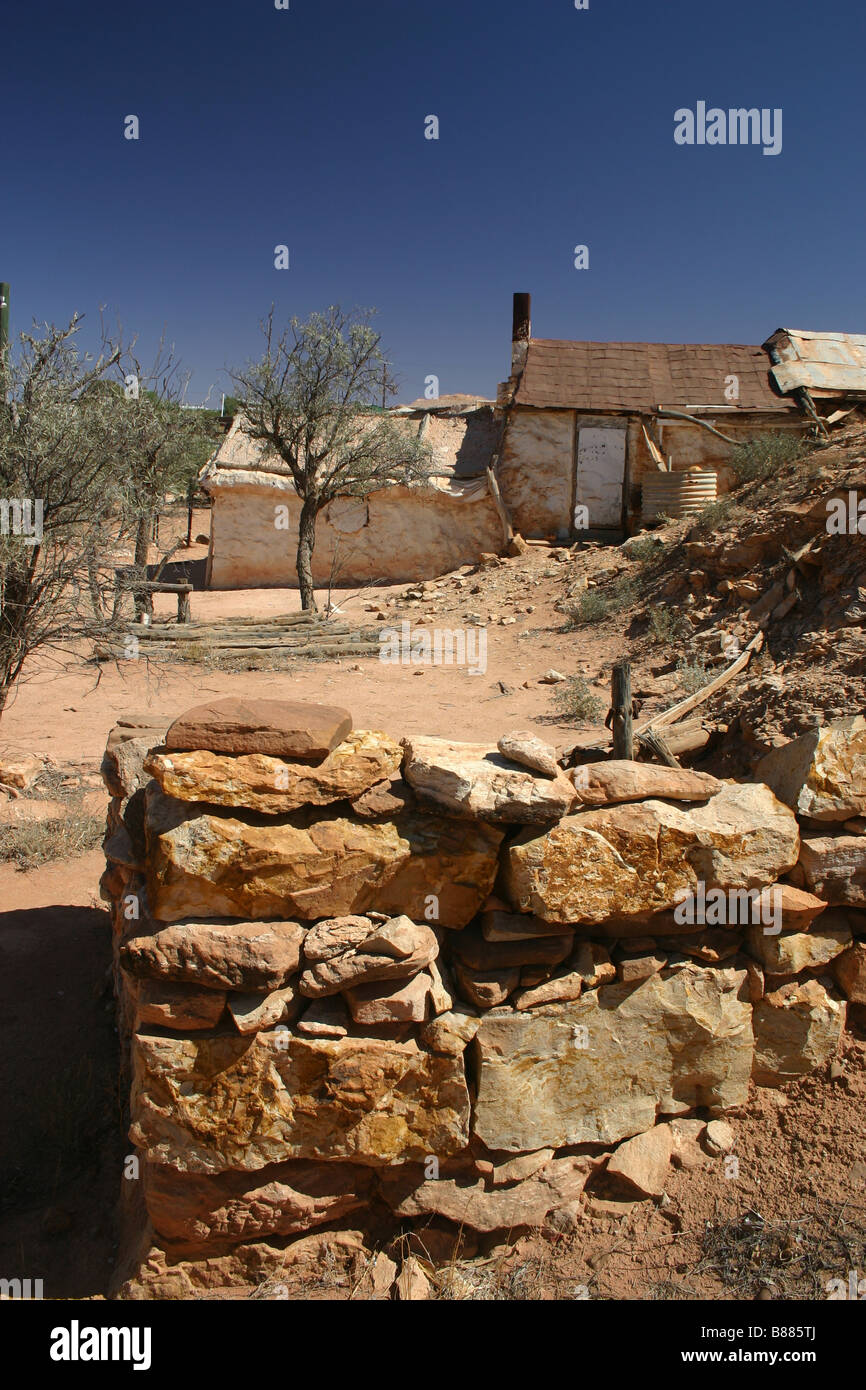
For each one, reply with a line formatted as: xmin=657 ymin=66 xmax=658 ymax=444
xmin=763 ymin=328 xmax=866 ymax=396
xmin=513 ymin=339 xmax=794 ymax=412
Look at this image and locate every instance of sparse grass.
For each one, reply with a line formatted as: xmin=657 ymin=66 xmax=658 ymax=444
xmin=562 ymin=574 xmax=639 ymax=628
xmin=624 ymin=536 xmax=661 ymax=564
xmin=648 ymin=605 xmax=692 ymax=647
xmin=0 ymin=813 xmax=105 ymax=870
xmin=692 ymin=1201 xmax=866 ymax=1301
xmin=675 ymin=655 xmax=711 ymax=694
xmin=553 ymin=675 xmax=604 ymax=723
xmin=729 ymin=431 xmax=808 ymax=488
xmin=562 ymin=589 xmax=611 ymax=628
xmin=692 ymin=495 xmax=736 ymax=533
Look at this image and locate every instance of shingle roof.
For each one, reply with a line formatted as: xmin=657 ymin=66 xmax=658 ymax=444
xmin=514 ymin=339 xmax=794 ymax=412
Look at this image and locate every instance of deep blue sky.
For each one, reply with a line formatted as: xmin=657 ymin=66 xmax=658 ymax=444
xmin=4 ymin=0 xmax=864 ymax=403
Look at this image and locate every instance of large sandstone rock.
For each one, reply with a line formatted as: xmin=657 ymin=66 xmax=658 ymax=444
xmin=120 ymin=915 xmax=305 ymax=992
xmin=571 ymin=761 xmax=721 ymax=807
xmin=143 ymin=1159 xmax=373 ymax=1249
xmin=504 ymin=782 xmax=799 ymax=925
xmin=102 ymin=720 xmax=168 ymax=798
xmin=343 ymin=971 xmax=432 ymax=1024
xmin=401 ymin=736 xmax=576 ymax=823
xmin=472 ymin=966 xmax=753 ymax=1151
xmin=131 ymin=1031 xmax=470 ymax=1171
xmin=163 ymin=698 xmax=352 ymax=760
xmin=145 ymin=730 xmax=401 ymax=814
xmin=755 ymin=717 xmax=866 ymax=822
xmin=378 ymin=1154 xmax=598 ymax=1232
xmin=134 ymin=980 xmax=227 ymax=1031
xmin=745 ymin=917 xmax=852 ymax=975
xmin=145 ymin=787 xmax=503 ymax=927
xmin=752 ymin=980 xmax=846 ymax=1086
xmin=798 ymin=834 xmax=866 ymax=907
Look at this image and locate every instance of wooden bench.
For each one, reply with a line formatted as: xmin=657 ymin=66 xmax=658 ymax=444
xmin=114 ymin=569 xmax=193 ymax=624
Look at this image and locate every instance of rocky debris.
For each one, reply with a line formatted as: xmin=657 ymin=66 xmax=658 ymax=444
xmin=0 ymin=753 xmax=44 ymax=790
xmin=570 ymin=761 xmax=721 ymax=808
xmin=745 ymin=917 xmax=852 ymax=974
xmin=378 ymin=1153 xmax=598 ymax=1233
xmin=142 ymin=1159 xmax=373 ymax=1249
xmin=401 ymin=735 xmax=576 ymax=823
xmin=539 ymin=669 xmax=567 ymax=684
xmin=145 ymin=730 xmax=402 ymax=814
xmin=395 ymin=1257 xmax=433 ymax=1301
xmin=669 ymin=1118 xmax=709 ymax=1170
xmin=227 ymin=985 xmax=300 ymax=1034
xmin=797 ymin=834 xmax=866 ymax=906
xmin=504 ymin=782 xmax=799 ymax=925
xmin=752 ymin=979 xmax=846 ymax=1086
xmin=298 ymin=917 xmax=438 ymax=999
xmin=754 ymin=716 xmax=866 ymax=822
xmin=420 ymin=1008 xmax=481 ymax=1055
xmin=473 ymin=966 xmax=752 ymax=1151
xmin=120 ymin=916 xmax=306 ymax=992
xmin=703 ymin=1119 xmax=735 ymax=1156
xmin=496 ymin=731 xmax=559 ymax=778
xmin=0 ymin=797 xmax=71 ymax=825
xmin=832 ymin=940 xmax=866 ymax=1003
xmin=145 ymin=788 xmax=503 ymax=928
xmin=606 ymin=1123 xmax=675 ymax=1198
xmin=163 ymin=698 xmax=353 ymax=760
xmin=131 ymin=1031 xmax=471 ymax=1171
xmin=135 ymin=980 xmax=227 ymax=1031
xmin=657 ymin=928 xmax=742 ymax=963
xmin=355 ymin=1251 xmax=398 ymax=1300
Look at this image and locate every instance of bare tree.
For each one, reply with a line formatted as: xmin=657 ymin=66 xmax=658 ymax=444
xmin=110 ymin=342 xmax=218 ymax=617
xmin=0 ymin=315 xmax=124 ymax=718
xmin=231 ymin=306 xmax=432 ymax=610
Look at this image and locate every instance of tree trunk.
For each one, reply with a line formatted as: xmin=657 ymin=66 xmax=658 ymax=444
xmin=133 ymin=515 xmax=153 ymax=621
xmin=296 ymin=496 xmax=319 ymax=612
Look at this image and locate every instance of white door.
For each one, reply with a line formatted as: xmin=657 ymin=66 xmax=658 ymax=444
xmin=575 ymin=427 xmax=626 ymax=529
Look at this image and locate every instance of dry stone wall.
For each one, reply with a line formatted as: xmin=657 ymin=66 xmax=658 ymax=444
xmin=100 ymin=700 xmax=865 ymax=1269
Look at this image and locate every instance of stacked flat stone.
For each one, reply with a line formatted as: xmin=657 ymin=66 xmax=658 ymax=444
xmin=100 ymin=701 xmax=865 ymax=1270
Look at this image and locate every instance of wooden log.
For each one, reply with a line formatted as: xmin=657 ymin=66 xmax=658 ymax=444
xmin=610 ymin=661 xmax=633 ymax=760
xmin=636 ymin=727 xmax=681 ymax=768
xmin=636 ymin=632 xmax=763 ymax=734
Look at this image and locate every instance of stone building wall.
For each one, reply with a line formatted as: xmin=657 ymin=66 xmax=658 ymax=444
xmin=100 ymin=703 xmax=865 ymax=1290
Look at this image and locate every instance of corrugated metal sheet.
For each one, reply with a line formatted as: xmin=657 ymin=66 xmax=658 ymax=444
xmin=514 ymin=340 xmax=794 ymax=413
xmin=763 ymin=328 xmax=866 ymax=396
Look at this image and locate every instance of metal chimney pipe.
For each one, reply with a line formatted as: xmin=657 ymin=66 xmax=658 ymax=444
xmin=512 ymin=292 xmax=531 ymax=343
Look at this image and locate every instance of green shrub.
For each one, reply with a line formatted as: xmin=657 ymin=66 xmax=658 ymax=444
xmin=729 ymin=432 xmax=806 ymax=487
xmin=675 ymin=655 xmax=711 ymax=694
xmin=648 ymin=606 xmax=692 ymax=646
xmin=553 ymin=676 xmax=604 ymax=723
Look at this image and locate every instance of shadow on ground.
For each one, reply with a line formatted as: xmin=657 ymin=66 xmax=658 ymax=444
xmin=0 ymin=903 xmax=124 ymax=1299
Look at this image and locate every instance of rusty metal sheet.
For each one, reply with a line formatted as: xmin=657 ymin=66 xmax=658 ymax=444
xmin=765 ymin=328 xmax=866 ymax=395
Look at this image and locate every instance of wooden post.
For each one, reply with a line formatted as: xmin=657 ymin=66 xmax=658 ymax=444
xmin=177 ymin=589 xmax=191 ymax=624
xmin=611 ymin=660 xmax=633 ymax=760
